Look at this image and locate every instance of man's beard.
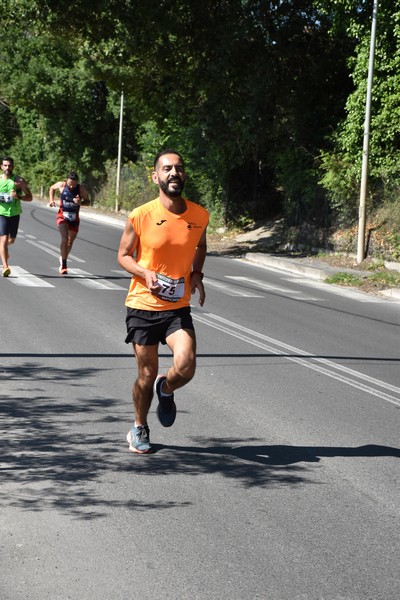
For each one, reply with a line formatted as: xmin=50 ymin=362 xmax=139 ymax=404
xmin=159 ymin=178 xmax=184 ymax=198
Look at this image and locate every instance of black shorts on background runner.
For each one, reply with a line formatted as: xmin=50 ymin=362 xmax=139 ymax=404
xmin=0 ymin=215 xmax=20 ymax=238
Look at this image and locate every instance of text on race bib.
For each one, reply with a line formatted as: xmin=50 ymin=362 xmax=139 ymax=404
xmin=155 ymin=273 xmax=185 ymax=302
xmin=63 ymin=211 xmax=77 ymax=222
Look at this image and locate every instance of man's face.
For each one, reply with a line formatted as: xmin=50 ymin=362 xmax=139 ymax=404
xmin=153 ymin=154 xmax=186 ymax=198
xmin=1 ymin=161 xmax=13 ymax=177
xmin=66 ymin=178 xmax=78 ymax=190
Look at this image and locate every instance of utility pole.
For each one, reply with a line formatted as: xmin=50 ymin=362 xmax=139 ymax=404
xmin=357 ymin=0 xmax=378 ymax=263
xmin=115 ymin=90 xmax=124 ymax=212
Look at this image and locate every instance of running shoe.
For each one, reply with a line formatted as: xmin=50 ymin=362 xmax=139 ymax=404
xmin=58 ymin=257 xmax=68 ymax=275
xmin=155 ymin=375 xmax=177 ymax=427
xmin=126 ymin=425 xmax=152 ymax=454
xmin=2 ymin=267 xmax=11 ymax=277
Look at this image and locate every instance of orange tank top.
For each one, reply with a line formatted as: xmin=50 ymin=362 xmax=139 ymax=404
xmin=125 ymin=197 xmax=209 ymax=311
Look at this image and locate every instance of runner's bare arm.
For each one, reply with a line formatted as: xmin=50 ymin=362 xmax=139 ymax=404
xmin=78 ymin=184 xmax=90 ymax=205
xmin=190 ymin=227 xmax=207 ymax=307
xmin=48 ymin=181 xmax=64 ymax=206
xmin=117 ymin=219 xmax=160 ymax=291
xmin=14 ymin=176 xmax=32 ymax=202
xmin=192 ymin=227 xmax=207 ymax=273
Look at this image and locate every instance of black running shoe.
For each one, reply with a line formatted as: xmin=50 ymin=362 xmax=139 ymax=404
xmin=155 ymin=375 xmax=177 ymax=427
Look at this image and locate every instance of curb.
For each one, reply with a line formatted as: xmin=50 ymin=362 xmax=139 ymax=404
xmin=79 ymin=207 xmax=126 ymax=228
xmin=243 ymin=253 xmax=366 ymax=281
xmin=379 ymin=288 xmax=400 ymax=300
xmin=244 ymin=252 xmax=400 ymax=302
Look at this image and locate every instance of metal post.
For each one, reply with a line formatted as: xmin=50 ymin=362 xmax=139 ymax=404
xmin=115 ymin=90 xmax=124 ymax=212
xmin=357 ymin=0 xmax=378 ymax=263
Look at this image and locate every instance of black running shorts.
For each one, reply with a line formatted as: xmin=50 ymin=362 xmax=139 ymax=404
xmin=0 ymin=215 xmax=20 ymax=238
xmin=125 ymin=306 xmax=194 ymax=346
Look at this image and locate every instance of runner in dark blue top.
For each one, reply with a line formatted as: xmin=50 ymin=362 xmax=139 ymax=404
xmin=49 ymin=171 xmax=90 ymax=274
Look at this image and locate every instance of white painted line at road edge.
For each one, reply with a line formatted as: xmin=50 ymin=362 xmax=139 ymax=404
xmin=193 ymin=311 xmax=400 ymax=408
xmin=225 ymin=276 xmax=323 ymax=302
xmin=284 ymin=277 xmax=383 ymax=303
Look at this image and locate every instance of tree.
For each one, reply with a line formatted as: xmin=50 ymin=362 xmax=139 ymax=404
xmin=1 ymin=0 xmax=386 ymax=233
xmin=318 ymin=1 xmax=400 ymax=226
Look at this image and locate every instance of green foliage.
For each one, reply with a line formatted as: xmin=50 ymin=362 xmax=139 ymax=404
xmin=273 ymin=147 xmax=327 ymax=226
xmin=319 ymin=2 xmax=400 ymax=230
xmin=95 ymin=160 xmax=155 ymax=213
xmin=0 ymin=18 xmax=120 ymax=194
xmin=318 ymin=149 xmax=361 ymax=225
xmin=325 ymin=272 xmax=363 ymax=286
xmin=136 ymin=119 xmax=227 ymax=225
xmin=365 ymin=259 xmax=385 ymax=271
xmin=325 ymin=269 xmax=400 ymax=289
xmin=0 ymin=0 xmax=398 ymax=247
xmin=375 ymin=189 xmax=400 ymax=229
xmin=368 ymin=271 xmax=400 ymax=287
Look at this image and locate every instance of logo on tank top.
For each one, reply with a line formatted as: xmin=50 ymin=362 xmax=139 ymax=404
xmin=156 ymin=219 xmax=167 ymax=226
xmin=187 ymin=222 xmax=202 ymax=230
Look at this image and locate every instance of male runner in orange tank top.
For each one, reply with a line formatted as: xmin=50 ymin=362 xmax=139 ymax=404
xmin=118 ymin=149 xmax=209 ymax=453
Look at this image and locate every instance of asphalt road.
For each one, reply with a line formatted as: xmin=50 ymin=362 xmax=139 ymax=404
xmin=1 ymin=201 xmax=399 ymax=600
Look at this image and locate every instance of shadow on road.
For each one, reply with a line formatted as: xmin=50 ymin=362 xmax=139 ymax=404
xmin=1 ymin=361 xmax=399 ymax=520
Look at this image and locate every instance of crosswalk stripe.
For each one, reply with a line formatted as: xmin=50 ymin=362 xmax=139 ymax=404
xmin=111 ymin=269 xmax=131 ymax=278
xmin=205 ymin=278 xmax=264 ymax=297
xmin=66 ymin=268 xmax=126 ymax=290
xmin=25 ymin=240 xmax=85 ymax=263
xmin=3 ymin=266 xmax=54 ymax=287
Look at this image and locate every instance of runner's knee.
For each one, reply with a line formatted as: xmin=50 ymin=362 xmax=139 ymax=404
xmin=173 ymin=356 xmax=196 ymax=381
xmin=137 ymin=364 xmax=158 ymax=387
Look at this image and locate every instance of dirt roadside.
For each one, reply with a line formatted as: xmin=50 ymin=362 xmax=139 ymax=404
xmin=206 ymin=228 xmax=400 ymax=296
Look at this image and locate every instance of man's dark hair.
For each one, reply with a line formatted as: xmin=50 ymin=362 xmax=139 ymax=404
xmin=153 ymin=149 xmax=184 ymax=170
xmin=66 ymin=171 xmax=79 ymax=181
xmin=1 ymin=156 xmax=14 ymax=165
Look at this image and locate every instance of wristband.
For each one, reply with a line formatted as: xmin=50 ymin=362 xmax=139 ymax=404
xmin=191 ymin=270 xmax=204 ymax=280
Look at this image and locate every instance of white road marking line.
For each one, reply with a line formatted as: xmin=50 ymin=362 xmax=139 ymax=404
xmin=25 ymin=240 xmax=85 ymax=263
xmin=283 ymin=277 xmax=383 ymax=303
xmin=193 ymin=311 xmax=400 ymax=407
xmin=111 ymin=270 xmax=131 ymax=277
xmin=25 ymin=239 xmax=59 ymax=259
xmin=226 ymin=275 xmax=302 ymax=294
xmin=66 ymin=268 xmax=126 ymax=290
xmin=291 ymin=296 xmax=324 ymax=302
xmin=205 ymin=278 xmax=263 ymax=297
xmin=225 ymin=276 xmax=323 ymax=302
xmin=3 ymin=266 xmax=54 ymax=287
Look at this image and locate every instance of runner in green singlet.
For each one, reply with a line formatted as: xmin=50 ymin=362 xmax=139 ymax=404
xmin=0 ymin=156 xmax=32 ymax=277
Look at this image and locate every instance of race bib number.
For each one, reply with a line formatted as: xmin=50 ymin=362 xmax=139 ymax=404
xmin=156 ymin=273 xmax=185 ymax=302
xmin=63 ymin=211 xmax=77 ymax=222
xmin=0 ymin=194 xmax=13 ymax=204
